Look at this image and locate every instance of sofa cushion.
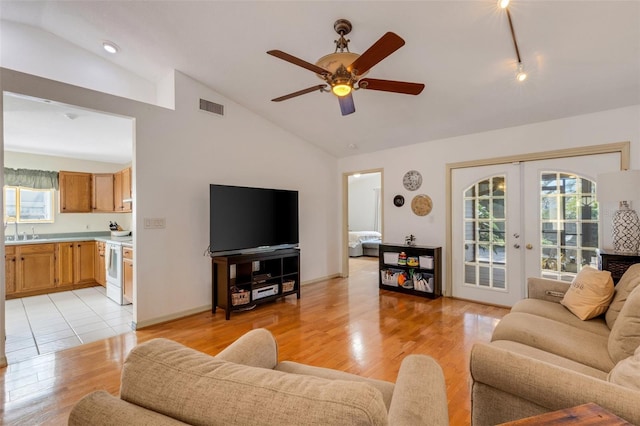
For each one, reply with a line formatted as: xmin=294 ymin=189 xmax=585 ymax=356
xmin=120 ymin=338 xmax=388 ymax=426
xmin=606 ymin=263 xmax=640 ymax=329
xmin=608 ymin=344 xmax=640 ymax=391
xmin=511 ymin=299 xmax=610 ymax=337
xmin=560 ymin=266 xmax=614 ymax=320
xmin=609 ymin=285 xmax=640 ymax=364
xmin=492 ymin=312 xmax=614 ymax=372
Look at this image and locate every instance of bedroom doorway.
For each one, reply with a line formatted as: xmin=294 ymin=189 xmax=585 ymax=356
xmin=342 ymin=170 xmax=383 ymax=278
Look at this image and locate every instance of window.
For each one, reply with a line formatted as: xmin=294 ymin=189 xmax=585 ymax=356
xmin=4 ymin=186 xmax=54 ymax=223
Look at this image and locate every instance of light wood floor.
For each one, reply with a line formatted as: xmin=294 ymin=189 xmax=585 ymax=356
xmin=1 ymin=257 xmax=509 ymax=425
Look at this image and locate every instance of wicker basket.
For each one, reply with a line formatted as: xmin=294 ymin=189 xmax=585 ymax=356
xmin=231 ymin=291 xmax=250 ymax=306
xmin=282 ymin=280 xmax=295 ymax=293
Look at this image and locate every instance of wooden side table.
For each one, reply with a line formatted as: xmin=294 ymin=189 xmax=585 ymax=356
xmin=498 ymin=403 xmax=631 ymax=425
xmin=598 ymin=249 xmax=640 ymax=284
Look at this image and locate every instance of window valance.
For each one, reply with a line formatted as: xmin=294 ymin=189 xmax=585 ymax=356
xmin=4 ymin=168 xmax=59 ymax=190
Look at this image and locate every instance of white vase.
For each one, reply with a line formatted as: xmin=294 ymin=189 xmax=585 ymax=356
xmin=612 ymin=204 xmax=640 ymax=254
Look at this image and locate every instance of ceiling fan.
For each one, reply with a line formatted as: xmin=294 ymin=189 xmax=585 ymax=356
xmin=267 ymin=19 xmax=425 ymax=116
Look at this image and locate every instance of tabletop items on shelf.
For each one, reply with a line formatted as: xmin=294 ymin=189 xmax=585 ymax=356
xmin=379 ymin=243 xmax=441 ymax=299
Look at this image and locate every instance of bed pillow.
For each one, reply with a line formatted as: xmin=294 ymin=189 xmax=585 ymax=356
xmin=560 ymin=266 xmax=614 ymax=320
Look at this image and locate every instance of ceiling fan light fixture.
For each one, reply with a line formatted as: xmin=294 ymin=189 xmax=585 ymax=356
xmin=516 ymin=62 xmax=527 ymax=82
xmin=332 ymin=83 xmax=352 ymax=97
xmin=498 ymin=0 xmax=510 ymax=9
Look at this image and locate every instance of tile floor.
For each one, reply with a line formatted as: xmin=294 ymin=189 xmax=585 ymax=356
xmin=5 ymin=286 xmax=134 ymax=364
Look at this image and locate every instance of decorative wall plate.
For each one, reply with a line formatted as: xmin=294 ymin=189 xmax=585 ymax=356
xmin=403 ymin=170 xmax=422 ymax=191
xmin=393 ymin=195 xmax=405 ymax=207
xmin=411 ymin=194 xmax=433 ymax=216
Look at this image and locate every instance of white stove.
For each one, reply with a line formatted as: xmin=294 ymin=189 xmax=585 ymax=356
xmin=105 ymin=238 xmax=131 ymax=305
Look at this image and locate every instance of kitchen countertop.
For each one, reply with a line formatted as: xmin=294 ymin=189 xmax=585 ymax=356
xmin=5 ymin=232 xmax=132 ymax=246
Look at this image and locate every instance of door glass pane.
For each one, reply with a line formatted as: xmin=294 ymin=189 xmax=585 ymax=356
xmin=539 ymin=172 xmax=599 ymax=280
xmin=462 ymin=175 xmax=508 ymax=290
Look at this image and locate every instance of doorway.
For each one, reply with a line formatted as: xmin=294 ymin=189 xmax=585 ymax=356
xmin=342 ymin=169 xmax=383 ymax=277
xmin=446 ymin=143 xmax=629 ymax=306
xmin=2 ymin=92 xmax=136 ymax=363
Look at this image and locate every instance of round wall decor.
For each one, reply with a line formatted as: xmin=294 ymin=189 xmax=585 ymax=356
xmin=411 ymin=194 xmax=433 ymax=216
xmin=403 ymin=170 xmax=422 ymax=191
xmin=393 ymin=195 xmax=405 ymax=207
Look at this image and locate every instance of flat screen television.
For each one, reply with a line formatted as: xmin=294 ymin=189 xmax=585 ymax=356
xmin=209 ymin=184 xmax=299 ymax=255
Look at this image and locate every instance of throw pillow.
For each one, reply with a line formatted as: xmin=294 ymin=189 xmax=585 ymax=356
xmin=609 ymin=284 xmax=640 ymax=363
xmin=606 ymin=263 xmax=640 ymax=329
xmin=560 ymin=266 xmax=614 ymax=320
xmin=608 ymin=344 xmax=640 ymax=391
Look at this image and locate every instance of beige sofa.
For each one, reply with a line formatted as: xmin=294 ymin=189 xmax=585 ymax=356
xmin=470 ymin=264 xmax=640 ymax=425
xmin=69 ymin=328 xmax=449 ymax=425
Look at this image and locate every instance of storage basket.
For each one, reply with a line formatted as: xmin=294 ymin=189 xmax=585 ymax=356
xmin=381 ymin=269 xmax=401 ymax=286
xmin=282 ymin=280 xmax=295 ymax=292
xmin=231 ymin=290 xmax=250 ymax=306
xmin=383 ymin=252 xmax=399 ymax=265
xmin=413 ymin=272 xmax=434 ymax=293
xmin=419 ymin=255 xmax=434 ymax=269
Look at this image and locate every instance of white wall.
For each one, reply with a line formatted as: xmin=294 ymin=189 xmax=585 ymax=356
xmin=0 ymin=68 xmax=340 ymax=333
xmin=0 ymin=21 xmax=160 ymax=107
xmin=348 ymin=173 xmax=380 ymax=232
xmin=339 ymin=105 xmax=640 ymax=287
xmin=4 ymin=151 xmax=132 ymax=234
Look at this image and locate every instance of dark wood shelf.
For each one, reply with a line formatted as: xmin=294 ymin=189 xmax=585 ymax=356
xmin=212 ymin=248 xmax=300 ymax=319
xmin=598 ymin=249 xmax=640 ymax=284
xmin=378 ymin=243 xmax=442 ymax=299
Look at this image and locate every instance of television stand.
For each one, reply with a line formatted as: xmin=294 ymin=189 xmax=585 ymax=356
xmin=212 ymin=248 xmax=300 ymax=320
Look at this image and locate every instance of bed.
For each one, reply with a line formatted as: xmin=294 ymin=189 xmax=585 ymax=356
xmin=348 ymin=231 xmax=382 ymax=257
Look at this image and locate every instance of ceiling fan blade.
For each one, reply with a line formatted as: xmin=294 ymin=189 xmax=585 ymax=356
xmin=267 ymin=50 xmax=330 ymax=76
xmin=348 ymin=32 xmax=405 ymax=76
xmin=271 ymin=85 xmax=328 ymax=102
xmin=338 ymin=93 xmax=356 ymax=116
xmin=358 ymin=78 xmax=425 ymax=95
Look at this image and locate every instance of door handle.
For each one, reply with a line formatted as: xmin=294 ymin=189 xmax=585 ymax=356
xmin=526 ymin=244 xmax=533 ymax=250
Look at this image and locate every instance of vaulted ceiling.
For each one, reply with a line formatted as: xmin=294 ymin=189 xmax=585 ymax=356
xmin=2 ymin=1 xmax=639 ymax=159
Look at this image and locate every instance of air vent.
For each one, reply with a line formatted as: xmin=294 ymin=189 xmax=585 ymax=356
xmin=199 ymin=98 xmax=224 ymax=116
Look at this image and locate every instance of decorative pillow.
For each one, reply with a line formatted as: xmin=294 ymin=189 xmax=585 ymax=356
xmin=606 ymin=263 xmax=640 ymax=329
xmin=608 ymin=344 xmax=640 ymax=390
xmin=560 ymin=266 xmax=614 ymax=320
xmin=609 ymin=285 xmax=640 ymax=363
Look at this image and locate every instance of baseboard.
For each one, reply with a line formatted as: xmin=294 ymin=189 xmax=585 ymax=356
xmin=301 ymin=273 xmax=341 ymax=286
xmin=134 ymin=304 xmax=211 ymax=329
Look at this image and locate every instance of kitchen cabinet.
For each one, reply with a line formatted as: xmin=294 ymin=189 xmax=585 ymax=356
xmin=92 ymin=173 xmax=115 ymax=212
xmin=95 ymin=241 xmax=106 ymax=286
xmin=16 ymin=244 xmax=57 ymax=295
xmin=114 ymin=167 xmax=132 ymax=212
xmin=123 ymin=246 xmax=133 ymax=304
xmin=5 ymin=246 xmax=16 ymax=296
xmin=59 ymin=171 xmax=92 ymax=213
xmin=57 ymin=241 xmax=96 ymax=287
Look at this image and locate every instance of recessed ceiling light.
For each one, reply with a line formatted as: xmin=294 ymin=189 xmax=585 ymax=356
xmin=102 ymin=41 xmax=119 ymax=54
xmin=348 ymin=143 xmax=358 ymax=150
xmin=498 ymin=0 xmax=510 ymax=8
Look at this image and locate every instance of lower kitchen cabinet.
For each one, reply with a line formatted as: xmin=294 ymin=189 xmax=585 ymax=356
xmin=57 ymin=241 xmax=96 ymax=287
xmin=123 ymin=246 xmax=133 ymax=304
xmin=95 ymin=241 xmax=106 ymax=286
xmin=6 ymin=241 xmax=98 ymax=299
xmin=17 ymin=244 xmax=57 ymax=295
xmin=5 ymin=246 xmax=16 ymax=295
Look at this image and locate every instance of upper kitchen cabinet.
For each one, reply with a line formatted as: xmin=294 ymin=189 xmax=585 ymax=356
xmin=114 ymin=167 xmax=132 ymax=212
xmin=92 ymin=173 xmax=115 ymax=212
xmin=59 ymin=171 xmax=92 ymax=213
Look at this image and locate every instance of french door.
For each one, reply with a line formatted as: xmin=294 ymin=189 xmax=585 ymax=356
xmin=452 ymin=153 xmax=620 ymax=307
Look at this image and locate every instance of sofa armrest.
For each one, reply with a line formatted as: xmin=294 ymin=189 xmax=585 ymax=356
xmin=214 ymin=328 xmax=278 ymax=369
xmin=69 ymin=391 xmax=188 ymax=426
xmin=470 ymin=343 xmax=640 ymax=425
xmin=388 ymin=355 xmax=449 ymax=426
xmin=527 ymin=277 xmax=570 ymax=303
